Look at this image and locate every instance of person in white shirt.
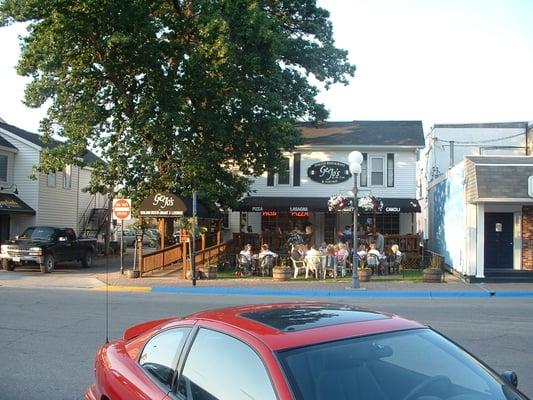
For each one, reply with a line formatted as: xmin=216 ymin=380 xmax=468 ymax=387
xmin=304 ymin=244 xmax=321 ymax=278
xmin=366 ymin=242 xmax=383 ymax=274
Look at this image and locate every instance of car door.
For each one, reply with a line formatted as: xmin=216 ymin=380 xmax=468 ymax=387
xmin=171 ymin=327 xmax=279 ymax=400
xmin=53 ymin=229 xmax=70 ymax=262
xmin=105 ymin=327 xmax=192 ymax=400
xmin=63 ymin=228 xmax=78 ymax=261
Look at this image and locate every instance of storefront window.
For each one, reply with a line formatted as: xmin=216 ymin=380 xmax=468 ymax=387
xmin=359 ymin=213 xmax=400 ymax=235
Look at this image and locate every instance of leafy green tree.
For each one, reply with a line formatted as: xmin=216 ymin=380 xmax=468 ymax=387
xmin=1 ymin=0 xmax=354 ymax=208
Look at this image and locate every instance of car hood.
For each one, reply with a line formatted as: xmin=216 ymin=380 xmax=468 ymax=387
xmin=3 ymin=239 xmax=53 ymax=248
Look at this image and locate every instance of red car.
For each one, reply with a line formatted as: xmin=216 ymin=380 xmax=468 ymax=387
xmin=85 ymin=302 xmax=528 ymax=400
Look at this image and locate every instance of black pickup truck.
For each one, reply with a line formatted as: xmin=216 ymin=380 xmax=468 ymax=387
xmin=0 ymin=226 xmax=97 ymax=273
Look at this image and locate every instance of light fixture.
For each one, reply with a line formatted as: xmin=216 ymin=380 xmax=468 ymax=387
xmin=347 ymin=150 xmax=363 ymax=289
xmin=0 ymin=184 xmax=18 ymax=195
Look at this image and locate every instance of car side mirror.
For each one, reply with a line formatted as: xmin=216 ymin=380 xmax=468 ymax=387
xmin=501 ymin=370 xmax=518 ymax=388
xmin=58 ymin=236 xmax=67 ymax=242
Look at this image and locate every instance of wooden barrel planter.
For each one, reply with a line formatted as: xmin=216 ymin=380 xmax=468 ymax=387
xmin=199 ymin=266 xmax=217 ymax=280
xmin=273 ymin=266 xmax=291 ymax=281
xmin=357 ymin=268 xmax=372 ymax=282
xmin=423 ymin=268 xmax=443 ymax=283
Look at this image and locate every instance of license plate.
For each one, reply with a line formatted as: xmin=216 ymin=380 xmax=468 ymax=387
xmin=12 ymin=256 xmax=20 ymax=262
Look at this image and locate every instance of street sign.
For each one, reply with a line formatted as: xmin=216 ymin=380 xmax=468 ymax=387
xmin=529 ymin=176 xmax=533 ymax=197
xmin=113 ymin=198 xmax=132 ymax=221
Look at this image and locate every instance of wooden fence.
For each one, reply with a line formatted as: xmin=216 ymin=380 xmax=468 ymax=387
xmin=141 ymin=242 xmax=184 ymax=275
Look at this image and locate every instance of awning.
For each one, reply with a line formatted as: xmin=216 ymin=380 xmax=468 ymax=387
xmin=0 ymin=193 xmax=36 ymax=214
xmin=238 ymin=197 xmax=420 ymax=213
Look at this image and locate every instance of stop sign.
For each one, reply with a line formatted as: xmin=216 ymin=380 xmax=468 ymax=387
xmin=113 ymin=198 xmax=132 ymax=221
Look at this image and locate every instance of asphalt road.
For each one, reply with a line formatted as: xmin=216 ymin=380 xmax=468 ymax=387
xmin=0 ymin=287 xmax=532 ymax=400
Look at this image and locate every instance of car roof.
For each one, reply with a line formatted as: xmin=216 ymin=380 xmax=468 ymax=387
xmin=180 ymin=302 xmax=425 ymax=351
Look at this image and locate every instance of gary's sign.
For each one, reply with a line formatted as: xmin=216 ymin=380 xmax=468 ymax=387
xmin=307 ymin=161 xmax=351 ymax=184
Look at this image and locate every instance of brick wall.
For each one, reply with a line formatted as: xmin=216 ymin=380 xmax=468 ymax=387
xmin=523 ymin=206 xmax=533 ymax=270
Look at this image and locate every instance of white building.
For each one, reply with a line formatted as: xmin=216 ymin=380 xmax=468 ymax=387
xmin=419 ymin=122 xmax=533 ymax=281
xmin=0 ymin=120 xmax=108 ymax=242
xmin=230 ymin=121 xmax=424 ymax=261
xmin=417 ymin=122 xmax=531 ymax=239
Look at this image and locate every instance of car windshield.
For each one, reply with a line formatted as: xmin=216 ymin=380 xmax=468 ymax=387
xmin=277 ymin=328 xmax=527 ymax=400
xmin=19 ymin=227 xmax=56 ymax=241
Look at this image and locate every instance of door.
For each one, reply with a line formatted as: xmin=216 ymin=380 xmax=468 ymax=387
xmin=484 ymin=213 xmax=513 ymax=269
xmin=0 ymin=214 xmax=9 ymax=243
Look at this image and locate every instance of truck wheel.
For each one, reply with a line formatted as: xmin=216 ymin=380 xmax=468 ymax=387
xmin=2 ymin=259 xmax=14 ymax=271
xmin=40 ymin=255 xmax=55 ymax=273
xmin=81 ymin=250 xmax=93 ymax=268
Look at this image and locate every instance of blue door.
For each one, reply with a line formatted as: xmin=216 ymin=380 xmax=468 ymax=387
xmin=484 ymin=213 xmax=513 ymax=269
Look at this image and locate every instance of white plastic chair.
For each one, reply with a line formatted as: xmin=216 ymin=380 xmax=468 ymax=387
xmin=291 ymin=257 xmax=306 ymax=278
xmin=305 ymin=255 xmax=321 ymax=279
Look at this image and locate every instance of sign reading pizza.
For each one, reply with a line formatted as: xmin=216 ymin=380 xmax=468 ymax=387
xmin=112 ymin=198 xmax=132 ymax=221
xmin=307 ymin=161 xmax=351 ymax=184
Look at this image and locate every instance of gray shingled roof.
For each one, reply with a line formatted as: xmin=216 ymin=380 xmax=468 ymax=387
xmin=0 ymin=121 xmax=101 ymax=165
xmin=0 ymin=134 xmax=18 ymax=150
xmin=464 ymin=156 xmax=533 ymax=202
xmin=434 ymin=122 xmax=528 ymax=129
xmin=297 ymin=121 xmax=425 ymax=147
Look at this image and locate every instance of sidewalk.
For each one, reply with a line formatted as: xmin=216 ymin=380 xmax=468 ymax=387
xmin=92 ymin=255 xmax=533 ymax=298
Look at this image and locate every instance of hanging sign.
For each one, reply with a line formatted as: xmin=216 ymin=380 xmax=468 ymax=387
xmin=307 ymin=161 xmax=351 ymax=184
xmin=138 ymin=192 xmax=187 ymax=217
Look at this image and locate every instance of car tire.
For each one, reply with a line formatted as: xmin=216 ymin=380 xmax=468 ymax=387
xmin=40 ymin=254 xmax=55 ymax=273
xmin=2 ymin=259 xmax=14 ymax=271
xmin=81 ymin=250 xmax=93 ymax=268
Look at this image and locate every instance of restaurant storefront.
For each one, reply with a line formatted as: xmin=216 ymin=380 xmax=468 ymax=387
xmin=236 ymin=196 xmax=420 ymax=250
xmin=0 ymin=193 xmax=36 ymax=243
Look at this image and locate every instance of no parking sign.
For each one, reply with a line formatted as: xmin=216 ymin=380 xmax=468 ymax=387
xmin=112 ymin=198 xmax=132 ymax=221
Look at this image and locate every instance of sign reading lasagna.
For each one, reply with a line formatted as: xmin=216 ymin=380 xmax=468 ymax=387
xmin=307 ymin=161 xmax=351 ymax=184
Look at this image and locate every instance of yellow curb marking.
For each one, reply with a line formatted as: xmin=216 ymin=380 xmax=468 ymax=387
xmin=91 ymin=285 xmax=152 ymax=292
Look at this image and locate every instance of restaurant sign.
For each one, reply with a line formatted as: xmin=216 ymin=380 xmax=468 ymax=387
xmin=138 ymin=192 xmax=187 ymax=217
xmin=307 ymin=161 xmax=351 ymax=184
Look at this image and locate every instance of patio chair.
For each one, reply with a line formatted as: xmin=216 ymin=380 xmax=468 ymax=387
xmin=304 ymin=255 xmax=321 ymax=279
xmin=366 ymin=254 xmax=380 ymax=275
xmin=291 ymin=257 xmax=306 ymax=278
xmin=236 ymin=254 xmax=251 ymax=277
xmin=322 ymin=255 xmax=338 ymax=279
xmin=259 ymin=254 xmax=275 ymax=277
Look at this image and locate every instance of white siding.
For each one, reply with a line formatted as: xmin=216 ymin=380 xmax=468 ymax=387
xmin=37 ymin=166 xmax=80 ymax=231
xmin=250 ymin=149 xmax=417 ymax=199
xmin=0 ymin=131 xmax=40 ymax=236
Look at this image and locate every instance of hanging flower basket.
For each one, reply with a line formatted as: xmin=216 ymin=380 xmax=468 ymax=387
xmin=328 ymin=194 xmax=351 ymax=212
xmin=358 ymin=195 xmax=383 ymax=212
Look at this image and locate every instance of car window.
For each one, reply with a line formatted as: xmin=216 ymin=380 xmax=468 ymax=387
xmin=139 ymin=328 xmax=190 ymax=389
xmin=65 ymin=229 xmax=76 ymax=241
xmin=176 ymin=328 xmax=276 ymax=400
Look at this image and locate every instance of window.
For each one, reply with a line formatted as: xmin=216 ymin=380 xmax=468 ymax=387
xmin=139 ymin=328 xmax=190 ymax=389
xmin=370 ymin=156 xmax=384 ymax=186
xmin=0 ymin=154 xmax=8 ymax=182
xmin=277 ymin=157 xmax=290 ymax=185
xmin=63 ymin=165 xmax=72 ymax=189
xmin=47 ymin=172 xmax=56 ymax=187
xmin=387 ymin=153 xmax=394 ymax=187
xmin=176 ymin=328 xmax=276 ymax=400
xmin=360 ymin=153 xmax=368 ymax=187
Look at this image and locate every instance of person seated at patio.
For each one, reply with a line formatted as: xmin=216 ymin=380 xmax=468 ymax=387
xmin=342 ymin=225 xmax=353 ymax=242
xmin=389 ymin=244 xmax=403 ymax=274
xmin=304 ymin=244 xmax=321 ymax=278
xmin=238 ymin=244 xmax=253 ymax=276
xmin=319 ymin=241 xmax=328 ymax=255
xmin=323 ymin=244 xmax=338 ymax=278
xmin=290 ymin=244 xmax=304 ymax=261
xmin=258 ymin=244 xmax=278 ymax=276
xmin=374 ymin=229 xmax=385 ymax=254
xmin=335 ymin=242 xmax=350 ymax=277
xmin=367 ymin=242 xmax=384 ymax=275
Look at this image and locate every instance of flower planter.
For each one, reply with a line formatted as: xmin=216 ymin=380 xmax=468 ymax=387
xmin=423 ymin=268 xmax=443 ymax=283
xmin=273 ymin=266 xmax=291 ymax=281
xmin=357 ymin=268 xmax=372 ymax=282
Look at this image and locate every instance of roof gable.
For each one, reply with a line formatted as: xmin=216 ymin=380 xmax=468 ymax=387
xmin=0 ymin=121 xmax=101 ymax=165
xmin=297 ymin=120 xmax=424 ymax=147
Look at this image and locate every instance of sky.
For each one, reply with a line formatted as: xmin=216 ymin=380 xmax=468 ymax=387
xmin=0 ymin=0 xmax=532 ymax=133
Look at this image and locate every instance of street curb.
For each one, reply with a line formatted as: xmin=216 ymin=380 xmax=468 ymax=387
xmin=150 ymin=287 xmax=533 ymax=298
xmin=88 ymin=285 xmax=533 ymax=298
